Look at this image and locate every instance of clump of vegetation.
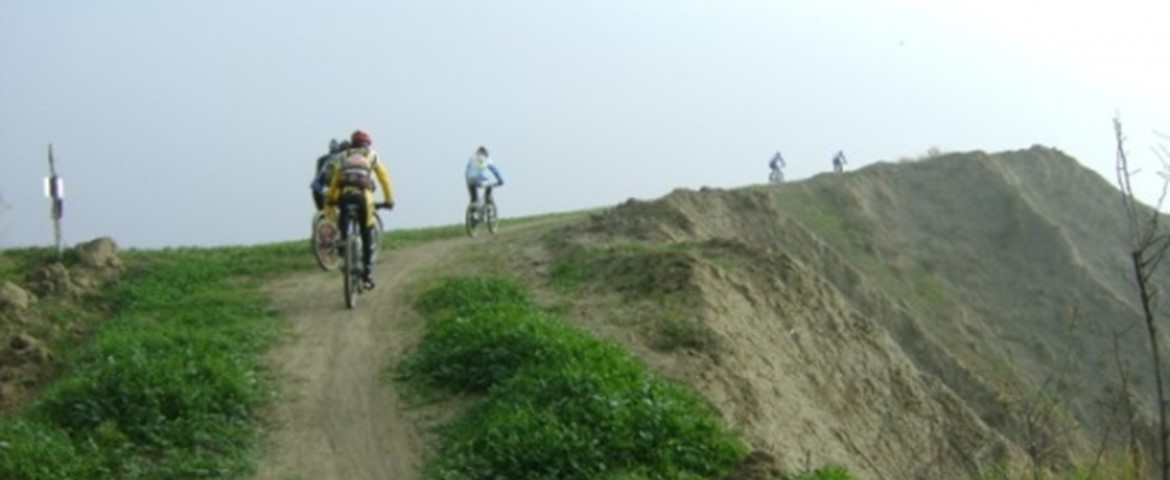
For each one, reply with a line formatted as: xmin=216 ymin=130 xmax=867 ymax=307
xmin=398 ymin=276 xmax=747 ymax=479
xmin=781 ymin=465 xmax=858 ymax=480
xmin=0 ymin=242 xmax=305 ymax=479
xmin=548 ymin=242 xmax=697 ymax=301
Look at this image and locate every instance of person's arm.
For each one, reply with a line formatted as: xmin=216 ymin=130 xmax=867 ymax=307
xmin=311 ymin=161 xmax=332 ymax=191
xmin=373 ymin=157 xmax=394 ymax=204
xmin=488 ymin=164 xmax=504 ymax=185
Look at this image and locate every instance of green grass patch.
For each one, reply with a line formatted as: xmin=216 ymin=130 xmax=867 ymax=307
xmin=772 ymin=187 xmax=960 ymax=322
xmin=0 ymin=246 xmax=92 ymax=285
xmin=383 ymin=209 xmax=591 ymax=252
xmin=397 ymin=276 xmax=747 ymax=479
xmin=384 ymin=223 xmax=466 ymax=250
xmin=0 ymin=242 xmax=297 ymax=479
xmin=549 ymin=241 xmax=697 ymax=300
xmin=782 ymin=465 xmax=858 ymax=480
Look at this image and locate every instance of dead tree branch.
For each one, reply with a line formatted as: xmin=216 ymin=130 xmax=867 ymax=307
xmin=1115 ymin=116 xmax=1170 ymax=480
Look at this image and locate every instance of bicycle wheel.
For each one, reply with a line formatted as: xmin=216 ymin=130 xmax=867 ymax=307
xmin=370 ymin=213 xmax=384 ymax=261
xmin=312 ymin=212 xmax=342 ymax=271
xmin=465 ymin=204 xmax=479 ymax=238
xmin=344 ymin=235 xmax=359 ymax=309
xmin=769 ymin=170 xmax=783 ymax=184
xmin=485 ymin=202 xmax=499 ymax=235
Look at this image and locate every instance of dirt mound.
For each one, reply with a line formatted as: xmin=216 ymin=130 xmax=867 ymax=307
xmin=531 ymin=147 xmax=1158 ymax=478
xmin=546 ymin=192 xmax=1021 ymax=478
xmin=0 ymin=237 xmax=124 ymax=411
xmin=0 ymin=281 xmax=35 ymax=310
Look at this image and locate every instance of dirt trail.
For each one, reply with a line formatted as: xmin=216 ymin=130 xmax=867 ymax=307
xmin=253 ymin=237 xmax=465 ymax=480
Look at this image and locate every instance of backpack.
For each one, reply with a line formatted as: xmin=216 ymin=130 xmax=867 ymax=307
xmin=339 ymin=152 xmax=373 ymax=190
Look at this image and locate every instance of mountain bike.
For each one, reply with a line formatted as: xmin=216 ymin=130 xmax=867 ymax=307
xmin=312 ymin=208 xmax=383 ymax=271
xmin=769 ymin=168 xmax=784 ymax=184
xmin=339 ymin=202 xmax=392 ymax=309
xmin=465 ymin=183 xmax=501 ymax=238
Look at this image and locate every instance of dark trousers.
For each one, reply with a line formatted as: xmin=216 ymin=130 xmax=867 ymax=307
xmin=337 ymin=193 xmax=373 ymax=275
xmin=467 ymin=184 xmax=494 ymax=204
xmin=312 ymin=190 xmax=326 ymax=211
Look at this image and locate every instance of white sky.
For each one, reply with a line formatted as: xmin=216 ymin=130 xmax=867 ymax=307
xmin=1 ymin=0 xmax=1167 ymax=248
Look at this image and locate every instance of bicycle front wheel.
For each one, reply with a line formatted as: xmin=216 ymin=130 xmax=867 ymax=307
xmin=312 ymin=213 xmax=342 ymax=271
xmin=485 ymin=202 xmax=500 ymax=235
xmin=344 ymin=235 xmax=359 ymax=309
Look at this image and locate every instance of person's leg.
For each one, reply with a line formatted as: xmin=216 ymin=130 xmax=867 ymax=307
xmin=312 ymin=190 xmax=325 ymax=211
xmin=467 ymin=183 xmax=478 ymax=204
xmin=337 ymin=195 xmax=354 ymax=244
xmin=485 ymin=185 xmax=494 ymax=204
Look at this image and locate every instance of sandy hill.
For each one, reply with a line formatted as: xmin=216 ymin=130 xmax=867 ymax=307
xmin=478 ymin=146 xmax=1166 ymax=478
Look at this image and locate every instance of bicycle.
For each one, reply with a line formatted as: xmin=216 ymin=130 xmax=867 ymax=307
xmin=465 ymin=183 xmax=501 ymax=238
xmin=311 ymin=207 xmax=383 ymax=271
xmin=769 ymin=168 xmax=784 ymax=184
xmin=338 ymin=202 xmax=392 ymax=309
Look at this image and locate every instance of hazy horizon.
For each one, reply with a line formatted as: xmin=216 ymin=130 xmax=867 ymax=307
xmin=2 ymin=0 xmax=1167 ymax=249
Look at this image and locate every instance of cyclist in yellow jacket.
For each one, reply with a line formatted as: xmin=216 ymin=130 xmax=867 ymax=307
xmin=327 ymin=129 xmax=394 ymax=288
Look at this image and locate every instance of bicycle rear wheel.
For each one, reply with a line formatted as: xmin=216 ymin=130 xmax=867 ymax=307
xmin=344 ymin=235 xmax=359 ymax=309
xmin=465 ymin=205 xmax=479 ymax=238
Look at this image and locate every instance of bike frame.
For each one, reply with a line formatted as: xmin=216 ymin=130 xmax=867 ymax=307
xmin=465 ymin=183 xmax=501 ymax=237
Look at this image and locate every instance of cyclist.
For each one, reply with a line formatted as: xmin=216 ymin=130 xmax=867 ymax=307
xmin=769 ymin=151 xmax=785 ymax=182
xmin=465 ymin=146 xmax=504 ymax=205
xmin=310 ymin=139 xmax=344 ymax=211
xmin=326 ymin=130 xmax=394 ymax=289
xmin=832 ymin=150 xmax=847 ymax=173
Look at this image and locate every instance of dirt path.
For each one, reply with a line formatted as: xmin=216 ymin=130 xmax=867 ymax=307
xmin=253 ymin=237 xmax=464 ymax=480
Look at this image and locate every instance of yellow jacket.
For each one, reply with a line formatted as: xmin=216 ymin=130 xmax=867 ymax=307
xmin=327 ymin=147 xmax=394 ymax=225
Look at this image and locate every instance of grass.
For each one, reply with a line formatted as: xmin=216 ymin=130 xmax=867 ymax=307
xmin=0 ymin=241 xmax=302 ymax=479
xmin=782 ymin=465 xmax=858 ymax=480
xmin=385 ymin=208 xmax=591 ymax=251
xmin=546 ymin=240 xmax=718 ymax=353
xmin=0 ymin=208 xmax=594 ymax=480
xmin=770 ymin=187 xmax=962 ymax=324
xmin=548 ymin=241 xmax=698 ymax=299
xmin=397 ymin=276 xmax=748 ymax=479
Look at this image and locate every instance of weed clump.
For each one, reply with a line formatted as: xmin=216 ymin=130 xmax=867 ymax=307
xmin=398 ymin=276 xmax=747 ymax=479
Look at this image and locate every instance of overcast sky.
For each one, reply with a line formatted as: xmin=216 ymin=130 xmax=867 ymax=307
xmin=2 ymin=0 xmax=1167 ymax=249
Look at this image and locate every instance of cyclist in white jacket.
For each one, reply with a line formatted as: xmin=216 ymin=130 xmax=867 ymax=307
xmin=465 ymin=146 xmax=505 ymax=205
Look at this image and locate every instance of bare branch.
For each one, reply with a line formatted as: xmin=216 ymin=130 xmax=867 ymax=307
xmin=1115 ymin=115 xmax=1170 ymax=480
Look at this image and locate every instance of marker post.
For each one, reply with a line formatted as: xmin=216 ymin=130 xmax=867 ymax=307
xmin=44 ymin=144 xmax=64 ymax=259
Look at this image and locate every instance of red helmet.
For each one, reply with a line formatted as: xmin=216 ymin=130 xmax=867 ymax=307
xmin=351 ymin=130 xmax=372 ymax=147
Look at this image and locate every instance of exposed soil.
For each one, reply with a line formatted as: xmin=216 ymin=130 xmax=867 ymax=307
xmin=253 ymin=237 xmax=466 ymax=480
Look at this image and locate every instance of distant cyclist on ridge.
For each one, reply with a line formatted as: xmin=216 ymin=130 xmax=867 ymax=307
xmin=832 ymin=150 xmax=847 ymax=173
xmin=769 ymin=151 xmax=785 ymax=183
xmin=465 ymin=146 xmax=504 ymax=206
